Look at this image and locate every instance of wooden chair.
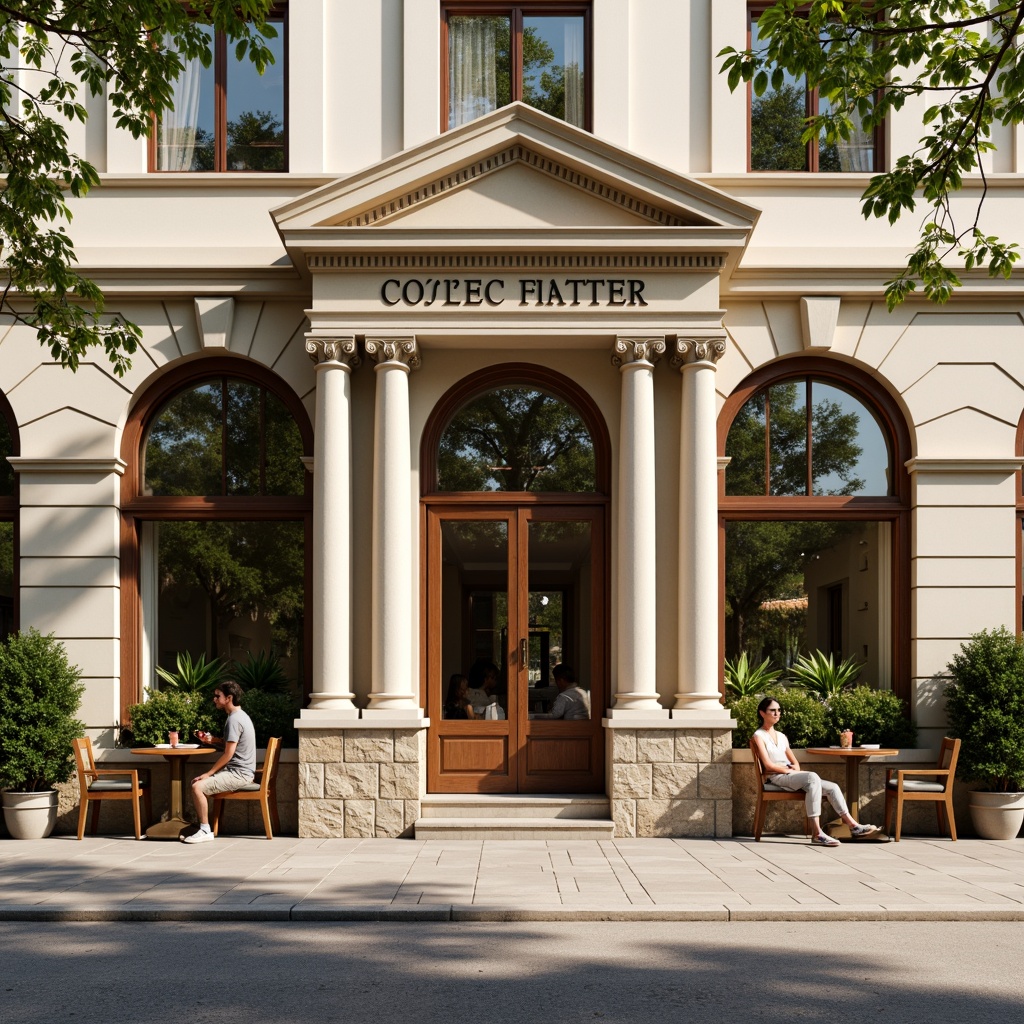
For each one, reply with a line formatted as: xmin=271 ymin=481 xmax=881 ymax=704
xmin=73 ymin=736 xmax=152 ymax=840
xmin=211 ymin=737 xmax=282 ymax=839
xmin=884 ymin=736 xmax=960 ymax=841
xmin=750 ymin=737 xmax=811 ymax=840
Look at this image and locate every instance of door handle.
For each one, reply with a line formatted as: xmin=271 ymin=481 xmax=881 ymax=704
xmin=520 ymin=637 xmax=528 ymax=665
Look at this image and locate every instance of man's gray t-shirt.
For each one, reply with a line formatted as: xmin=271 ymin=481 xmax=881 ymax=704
xmin=223 ymin=708 xmax=256 ymax=776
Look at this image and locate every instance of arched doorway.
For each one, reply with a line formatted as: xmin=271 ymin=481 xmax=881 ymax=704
xmin=718 ymin=358 xmax=911 ymax=701
xmin=421 ymin=364 xmax=610 ymax=793
xmin=120 ymin=359 xmax=313 ymax=719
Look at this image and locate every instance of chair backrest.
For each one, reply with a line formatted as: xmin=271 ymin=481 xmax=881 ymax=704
xmin=259 ymin=737 xmax=282 ymax=794
xmin=72 ymin=737 xmax=97 ymax=793
xmin=749 ymin=736 xmax=773 ymax=784
xmin=937 ymin=736 xmax=961 ymax=788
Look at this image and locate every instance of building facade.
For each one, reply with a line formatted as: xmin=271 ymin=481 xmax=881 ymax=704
xmin=3 ymin=1 xmax=1024 ymax=838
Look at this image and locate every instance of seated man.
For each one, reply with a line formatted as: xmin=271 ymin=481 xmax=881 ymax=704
xmin=183 ymin=680 xmax=256 ymax=844
xmin=529 ymin=664 xmax=591 ymax=720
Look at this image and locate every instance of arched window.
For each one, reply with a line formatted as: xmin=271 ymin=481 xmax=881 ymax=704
xmin=0 ymin=391 xmax=18 ymax=641
xmin=121 ymin=361 xmax=312 ymax=716
xmin=719 ymin=360 xmax=910 ymax=700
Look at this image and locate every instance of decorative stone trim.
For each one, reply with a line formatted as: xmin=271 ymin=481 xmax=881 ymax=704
xmin=298 ymin=728 xmax=425 ymax=838
xmin=611 ymin=335 xmax=666 ymax=368
xmin=671 ymin=335 xmax=727 ymax=368
xmin=306 ymin=335 xmax=360 ymax=367
xmin=607 ymin=726 xmax=733 ymax=838
xmin=307 ymin=253 xmax=726 ymax=272
xmin=364 ymin=335 xmax=420 ymax=369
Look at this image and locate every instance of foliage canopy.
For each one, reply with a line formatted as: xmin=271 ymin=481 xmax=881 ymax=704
xmin=720 ymin=1 xmax=1024 ymax=307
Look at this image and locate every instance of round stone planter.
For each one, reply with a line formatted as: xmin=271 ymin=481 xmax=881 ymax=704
xmin=1 ymin=789 xmax=59 ymax=840
xmin=968 ymin=790 xmax=1024 ymax=841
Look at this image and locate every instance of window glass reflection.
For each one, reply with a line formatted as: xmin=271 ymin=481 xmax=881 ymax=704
xmin=438 ymin=386 xmax=595 ymax=492
xmin=522 ymin=15 xmax=585 ymax=127
xmin=226 ymin=19 xmax=286 ymax=171
xmin=0 ymin=416 xmax=12 ymax=496
xmin=725 ymin=390 xmax=766 ymax=497
xmin=145 ymin=382 xmax=223 ymax=496
xmin=750 ymin=17 xmax=808 ymax=171
xmin=811 ymin=382 xmax=890 ymax=495
xmin=0 ymin=521 xmax=12 ymax=642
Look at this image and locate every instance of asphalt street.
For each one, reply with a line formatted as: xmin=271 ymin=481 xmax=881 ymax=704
xmin=2 ymin=920 xmax=1022 ymax=1024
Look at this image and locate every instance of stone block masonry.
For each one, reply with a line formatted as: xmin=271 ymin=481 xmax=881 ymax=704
xmin=607 ymin=725 xmax=734 ymax=837
xmin=298 ymin=727 xmax=426 ymax=838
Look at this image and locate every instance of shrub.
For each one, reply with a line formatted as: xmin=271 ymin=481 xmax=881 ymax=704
xmin=945 ymin=627 xmax=1024 ymax=792
xmin=241 ymin=688 xmax=299 ymax=747
xmin=728 ymin=687 xmax=827 ymax=748
xmin=825 ymin=687 xmax=917 ymax=748
xmin=0 ymin=629 xmax=84 ymax=791
xmin=128 ymin=689 xmax=218 ymax=746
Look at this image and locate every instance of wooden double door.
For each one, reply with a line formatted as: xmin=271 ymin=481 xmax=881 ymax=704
xmin=425 ymin=504 xmax=606 ymax=793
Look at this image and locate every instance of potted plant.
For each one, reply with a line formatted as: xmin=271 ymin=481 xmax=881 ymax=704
xmin=945 ymin=627 xmax=1024 ymax=840
xmin=0 ymin=629 xmax=84 ymax=839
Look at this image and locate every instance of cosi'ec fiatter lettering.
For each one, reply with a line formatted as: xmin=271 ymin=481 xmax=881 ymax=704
xmin=379 ymin=278 xmax=648 ymax=308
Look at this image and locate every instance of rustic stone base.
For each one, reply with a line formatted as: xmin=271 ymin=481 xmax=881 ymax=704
xmin=298 ymin=726 xmax=426 ymax=838
xmin=606 ymin=722 xmax=735 ymax=837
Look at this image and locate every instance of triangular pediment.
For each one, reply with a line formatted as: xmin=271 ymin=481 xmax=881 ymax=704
xmin=272 ymin=103 xmax=758 ymax=270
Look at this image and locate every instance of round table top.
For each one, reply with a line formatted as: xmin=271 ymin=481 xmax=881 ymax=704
xmin=130 ymin=746 xmax=215 ymax=756
xmin=804 ymin=746 xmax=899 ymax=757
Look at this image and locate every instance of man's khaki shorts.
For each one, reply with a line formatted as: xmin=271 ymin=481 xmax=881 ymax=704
xmin=197 ymin=768 xmax=254 ymax=796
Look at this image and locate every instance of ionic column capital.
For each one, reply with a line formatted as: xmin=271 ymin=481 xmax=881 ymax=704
xmin=671 ymin=335 xmax=727 ymax=369
xmin=364 ymin=335 xmax=421 ymax=369
xmin=612 ymin=335 xmax=666 ymax=369
xmin=306 ymin=335 xmax=360 ymax=368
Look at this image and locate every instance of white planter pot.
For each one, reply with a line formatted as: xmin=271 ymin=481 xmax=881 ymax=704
xmin=968 ymin=790 xmax=1024 ymax=841
xmin=2 ymin=789 xmax=59 ymax=840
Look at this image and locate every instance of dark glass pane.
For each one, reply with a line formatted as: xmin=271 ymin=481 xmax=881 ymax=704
xmin=0 ymin=520 xmax=12 ymax=643
xmin=145 ymin=382 xmax=223 ymax=496
xmin=811 ymin=381 xmax=891 ymax=496
xmin=768 ymin=381 xmax=808 ymax=496
xmin=157 ymin=25 xmax=215 ymax=171
xmin=750 ymin=17 xmax=808 ymax=171
xmin=0 ymin=416 xmax=13 ymax=496
xmin=226 ymin=16 xmax=286 ymax=170
xmin=725 ymin=391 xmax=767 ymax=496
xmin=263 ymin=392 xmax=305 ymax=496
xmin=725 ymin=520 xmax=891 ymax=686
xmin=448 ymin=15 xmax=511 ymax=128
xmin=522 ymin=15 xmax=586 ymax=127
xmin=156 ymin=519 xmax=305 ymax=696
xmin=438 ymin=386 xmax=596 ymax=492
xmin=440 ymin=520 xmax=508 ymax=720
xmin=224 ymin=381 xmax=261 ymax=496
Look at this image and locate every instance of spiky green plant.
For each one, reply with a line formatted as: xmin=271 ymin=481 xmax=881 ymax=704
xmin=788 ymin=650 xmax=862 ymax=700
xmin=232 ymin=649 xmax=291 ymax=695
xmin=724 ymin=652 xmax=782 ymax=698
xmin=155 ymin=651 xmax=228 ymax=695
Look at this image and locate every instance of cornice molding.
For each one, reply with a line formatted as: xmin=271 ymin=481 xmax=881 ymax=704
xmin=7 ymin=457 xmax=127 ymax=475
xmin=905 ymin=458 xmax=1024 ymax=475
xmin=306 ymin=252 xmax=726 ymax=272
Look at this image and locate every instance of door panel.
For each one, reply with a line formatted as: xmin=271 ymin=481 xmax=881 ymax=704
xmin=426 ymin=504 xmax=604 ymax=793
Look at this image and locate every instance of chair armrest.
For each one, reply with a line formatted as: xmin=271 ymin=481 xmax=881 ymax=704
xmin=894 ymin=769 xmax=950 ymax=778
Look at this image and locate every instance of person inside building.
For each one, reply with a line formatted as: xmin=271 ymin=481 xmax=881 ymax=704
xmin=530 ymin=664 xmax=591 ymax=720
xmin=444 ymin=673 xmax=476 ymax=719
xmin=752 ymin=696 xmax=879 ymax=847
xmin=184 ymin=680 xmax=256 ymax=844
xmin=465 ymin=658 xmax=505 ymax=718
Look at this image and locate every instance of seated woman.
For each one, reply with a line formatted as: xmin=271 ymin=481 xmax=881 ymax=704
xmin=465 ymin=659 xmax=505 ymax=718
xmin=752 ymin=696 xmax=879 ymax=847
xmin=444 ymin=674 xmax=476 ymax=720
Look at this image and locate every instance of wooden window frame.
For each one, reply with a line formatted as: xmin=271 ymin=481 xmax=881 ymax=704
xmin=119 ymin=359 xmax=313 ymax=721
xmin=747 ymin=3 xmax=885 ymax=174
xmin=1015 ymin=412 xmax=1024 ymax=636
xmin=440 ymin=2 xmax=593 ymax=133
xmin=148 ymin=4 xmax=289 ymax=173
xmin=0 ymin=389 xmax=19 ymax=639
xmin=718 ymin=358 xmax=911 ymax=704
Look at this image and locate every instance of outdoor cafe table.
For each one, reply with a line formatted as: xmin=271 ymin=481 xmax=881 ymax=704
xmin=130 ymin=746 xmax=214 ymax=839
xmin=804 ymin=746 xmax=898 ymax=841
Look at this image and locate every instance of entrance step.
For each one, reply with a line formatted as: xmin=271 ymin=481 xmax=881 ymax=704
xmin=414 ymin=794 xmax=614 ymax=840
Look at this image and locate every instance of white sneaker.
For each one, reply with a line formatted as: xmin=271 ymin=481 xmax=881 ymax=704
xmin=182 ymin=828 xmax=215 ymax=844
xmin=851 ymin=823 xmax=879 ymax=837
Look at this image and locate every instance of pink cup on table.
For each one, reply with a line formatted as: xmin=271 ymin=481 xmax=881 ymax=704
xmin=168 ymin=730 xmax=178 ymax=747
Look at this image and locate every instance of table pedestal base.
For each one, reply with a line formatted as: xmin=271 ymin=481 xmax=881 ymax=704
xmin=824 ymin=821 xmax=891 ymax=842
xmin=145 ymin=816 xmax=191 ymax=840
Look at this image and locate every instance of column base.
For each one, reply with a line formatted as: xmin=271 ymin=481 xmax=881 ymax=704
xmin=361 ymin=707 xmax=425 ymax=721
xmin=299 ymin=703 xmax=360 ymax=721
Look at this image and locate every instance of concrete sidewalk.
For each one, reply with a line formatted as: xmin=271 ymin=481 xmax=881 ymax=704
xmin=2 ymin=833 xmax=1024 ymax=922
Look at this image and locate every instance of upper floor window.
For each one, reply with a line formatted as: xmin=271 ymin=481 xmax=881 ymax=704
xmin=153 ymin=7 xmax=287 ymax=172
xmin=443 ymin=3 xmax=590 ymax=131
xmin=749 ymin=7 xmax=880 ymax=172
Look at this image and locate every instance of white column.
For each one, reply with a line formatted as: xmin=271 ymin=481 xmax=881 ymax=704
xmin=302 ymin=337 xmax=360 ymax=718
xmin=609 ymin=336 xmax=668 ymax=718
xmin=362 ymin=335 xmax=423 ymax=719
xmin=672 ymin=335 xmax=732 ymax=719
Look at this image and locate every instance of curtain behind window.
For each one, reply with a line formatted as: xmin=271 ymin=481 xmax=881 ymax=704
xmin=562 ymin=18 xmax=584 ymax=128
xmin=157 ymin=39 xmax=206 ymax=171
xmin=449 ymin=16 xmax=506 ymax=128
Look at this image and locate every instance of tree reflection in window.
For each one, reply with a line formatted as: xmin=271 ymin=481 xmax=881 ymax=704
xmin=725 ymin=377 xmax=891 ymax=497
xmin=144 ymin=378 xmax=304 ymax=497
xmin=438 ymin=386 xmax=595 ymax=492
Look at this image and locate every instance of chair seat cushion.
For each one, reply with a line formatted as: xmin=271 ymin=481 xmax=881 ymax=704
xmin=88 ymin=780 xmax=146 ymax=792
xmin=763 ymin=783 xmax=797 ymax=793
xmin=222 ymin=782 xmax=261 ymax=793
xmin=886 ymin=779 xmax=945 ymax=793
